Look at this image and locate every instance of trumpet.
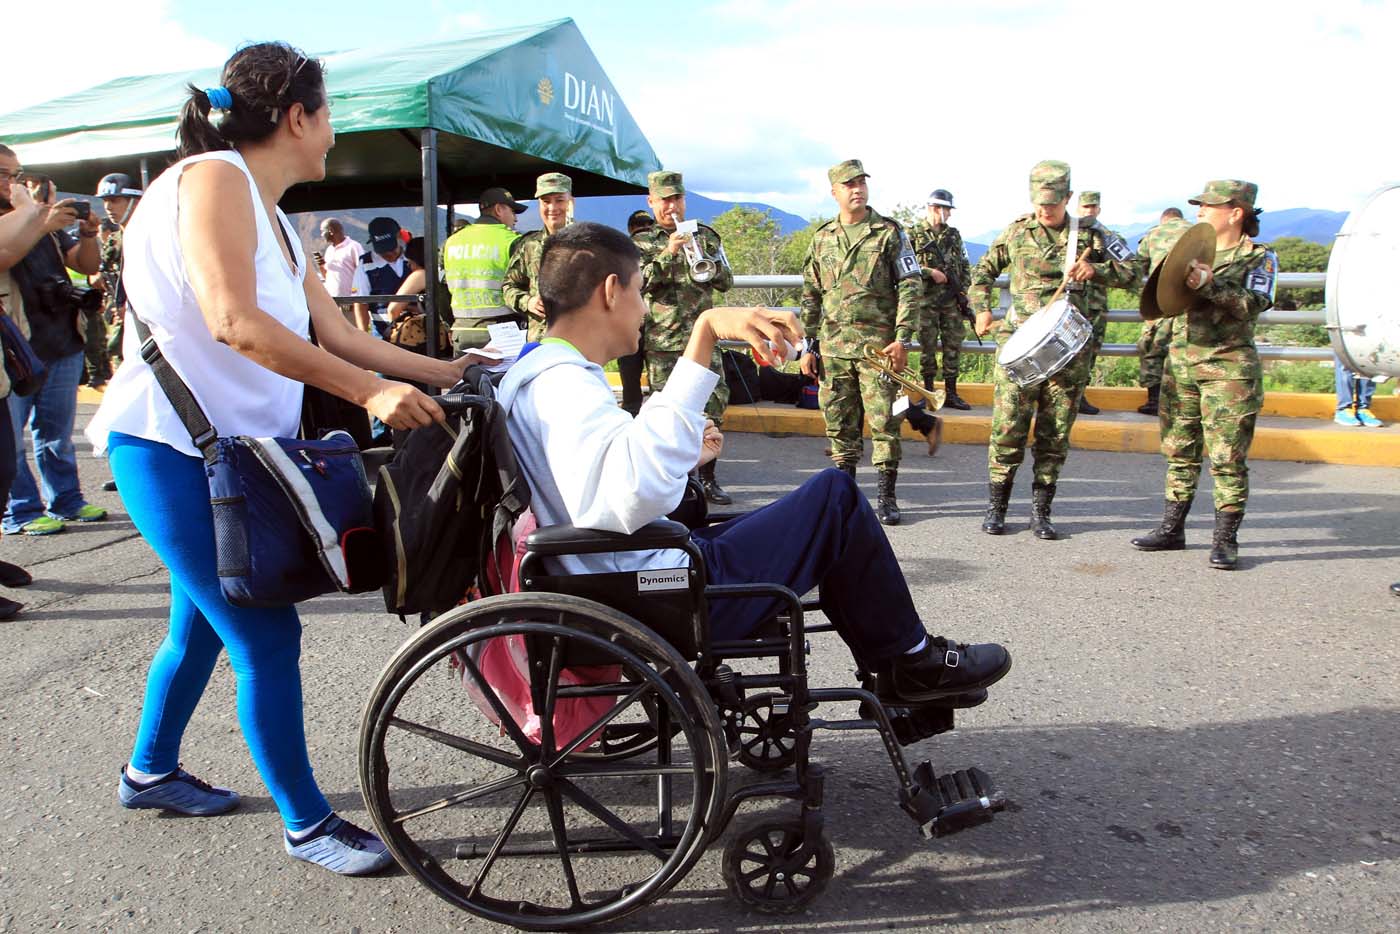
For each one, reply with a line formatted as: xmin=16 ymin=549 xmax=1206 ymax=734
xmin=674 ymin=218 xmax=719 ymax=284
xmin=860 ymin=343 xmax=946 ymax=411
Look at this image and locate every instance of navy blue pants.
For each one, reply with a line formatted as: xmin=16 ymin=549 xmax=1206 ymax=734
xmin=692 ymin=469 xmax=924 ymax=665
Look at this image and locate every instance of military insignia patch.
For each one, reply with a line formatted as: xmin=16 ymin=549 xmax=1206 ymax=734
xmin=895 ymin=231 xmax=920 ymax=280
xmin=1245 ymin=251 xmax=1278 ymax=301
xmin=1105 ymin=233 xmax=1133 ymax=263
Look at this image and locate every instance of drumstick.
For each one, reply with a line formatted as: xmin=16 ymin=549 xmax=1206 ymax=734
xmin=1046 ymin=248 xmax=1093 ymax=307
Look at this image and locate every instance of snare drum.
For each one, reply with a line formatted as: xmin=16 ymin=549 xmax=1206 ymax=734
xmin=996 ymin=299 xmax=1092 ymax=387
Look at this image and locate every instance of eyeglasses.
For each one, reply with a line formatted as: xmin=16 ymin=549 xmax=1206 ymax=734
xmin=0 ymin=170 xmax=23 ymax=182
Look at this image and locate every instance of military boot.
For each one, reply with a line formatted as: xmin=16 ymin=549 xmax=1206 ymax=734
xmin=1078 ymin=395 xmax=1100 ymax=416
xmin=876 ymin=468 xmax=901 ymax=526
xmin=836 ymin=462 xmax=857 ymax=480
xmin=1209 ymin=509 xmax=1244 ymax=570
xmin=981 ymin=481 xmax=1012 ymax=535
xmin=1131 ymin=498 xmax=1191 ymax=551
xmin=1137 ymin=385 xmax=1160 ymax=416
xmin=697 ymin=460 xmax=732 ymax=506
xmin=1029 ymin=483 xmax=1059 ymax=540
xmin=943 ymin=376 xmax=972 ymax=411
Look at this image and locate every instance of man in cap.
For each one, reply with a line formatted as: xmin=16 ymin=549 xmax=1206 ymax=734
xmin=968 ymin=160 xmax=1137 ymax=540
xmin=1073 ymin=191 xmax=1136 ymax=415
xmin=1132 ymin=207 xmax=1189 ymax=416
xmin=797 ymin=159 xmax=923 ymax=525
xmin=908 ymin=189 xmax=973 ymax=413
xmin=635 ymin=170 xmax=736 ymax=504
xmin=503 ymin=173 xmax=573 ymax=342
xmin=443 ymin=187 xmax=526 ymax=350
xmin=350 ymin=216 xmax=410 ymax=338
xmin=88 ymin=172 xmax=143 ymax=386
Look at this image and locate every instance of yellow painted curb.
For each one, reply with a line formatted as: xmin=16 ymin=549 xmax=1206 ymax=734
xmin=77 ymin=386 xmax=105 ymax=405
xmin=722 ymin=406 xmax=1400 ymax=468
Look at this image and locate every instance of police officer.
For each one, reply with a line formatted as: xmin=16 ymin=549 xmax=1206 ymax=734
xmin=969 ymin=160 xmax=1136 ymax=540
xmin=92 ymin=172 xmax=142 ymax=383
xmin=798 ymin=159 xmax=922 ymax=525
xmin=1131 ymin=180 xmax=1276 ymax=570
xmin=503 ymin=173 xmax=572 ymax=341
xmin=1074 ymin=191 xmax=1135 ymax=415
xmin=349 ymin=217 xmax=410 ymax=338
xmin=908 ymin=188 xmax=973 ymax=410
xmin=443 ymin=187 xmax=526 ymax=351
xmin=1133 ymin=207 xmax=1190 ymax=415
xmin=635 ymin=170 xmax=735 ymax=504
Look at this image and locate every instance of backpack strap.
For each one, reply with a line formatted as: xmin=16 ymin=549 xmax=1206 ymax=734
xmin=126 ymin=307 xmax=219 ymax=460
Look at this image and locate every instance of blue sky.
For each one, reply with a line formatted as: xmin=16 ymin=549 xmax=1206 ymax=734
xmin=2 ymin=0 xmax=1395 ymax=235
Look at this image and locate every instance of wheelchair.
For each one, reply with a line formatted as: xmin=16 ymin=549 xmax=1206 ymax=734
xmin=358 ymin=426 xmax=1008 ymax=931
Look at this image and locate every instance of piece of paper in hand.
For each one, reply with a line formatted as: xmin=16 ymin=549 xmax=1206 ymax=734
xmin=892 ymin=395 xmax=910 ymax=417
xmin=481 ymin=322 xmax=526 ymax=372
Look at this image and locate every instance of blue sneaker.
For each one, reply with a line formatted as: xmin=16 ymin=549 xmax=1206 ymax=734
xmin=285 ymin=814 xmax=394 ymax=875
xmin=1335 ymin=410 xmax=1363 ymax=427
xmin=119 ymin=766 xmax=240 ymax=816
xmin=1357 ymin=408 xmax=1384 ymax=427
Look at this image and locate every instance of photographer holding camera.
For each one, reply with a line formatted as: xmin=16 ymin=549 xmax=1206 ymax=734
xmin=0 ymin=143 xmax=107 ymax=537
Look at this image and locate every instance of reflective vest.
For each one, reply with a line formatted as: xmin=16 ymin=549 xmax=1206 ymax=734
xmin=443 ymin=221 xmax=518 ymax=319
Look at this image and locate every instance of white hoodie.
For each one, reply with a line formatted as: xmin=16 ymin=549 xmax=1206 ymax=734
xmin=495 ymin=341 xmax=719 ymax=575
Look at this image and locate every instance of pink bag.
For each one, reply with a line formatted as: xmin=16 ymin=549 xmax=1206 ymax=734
xmin=460 ymin=510 xmax=620 ymax=751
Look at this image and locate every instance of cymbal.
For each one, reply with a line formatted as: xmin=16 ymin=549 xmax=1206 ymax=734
xmin=1141 ymin=222 xmax=1217 ymax=320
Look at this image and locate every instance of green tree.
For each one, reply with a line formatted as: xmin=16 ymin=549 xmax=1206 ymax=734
xmin=709 ymin=206 xmax=789 ymax=306
xmin=1269 ymin=236 xmax=1330 ymax=309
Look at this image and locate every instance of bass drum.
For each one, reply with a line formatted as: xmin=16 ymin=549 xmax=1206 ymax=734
xmin=1327 ymin=183 xmax=1400 ymax=378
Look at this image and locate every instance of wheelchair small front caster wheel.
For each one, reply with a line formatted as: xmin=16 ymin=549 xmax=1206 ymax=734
xmin=735 ymin=694 xmax=798 ymax=772
xmin=722 ymin=815 xmax=833 ymax=913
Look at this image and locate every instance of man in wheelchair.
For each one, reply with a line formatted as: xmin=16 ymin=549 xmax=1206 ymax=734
xmin=496 ymin=223 xmax=1010 ymax=706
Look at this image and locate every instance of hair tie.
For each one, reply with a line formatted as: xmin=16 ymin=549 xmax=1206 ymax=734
xmin=203 ymin=86 xmax=234 ymax=111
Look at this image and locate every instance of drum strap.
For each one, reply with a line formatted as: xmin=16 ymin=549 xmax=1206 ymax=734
xmin=1062 ymin=198 xmax=1080 ymax=282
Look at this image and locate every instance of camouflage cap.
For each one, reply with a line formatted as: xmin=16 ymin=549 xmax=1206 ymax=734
xmin=1079 ymin=190 xmax=1101 ymax=206
xmin=1189 ymin=179 xmax=1259 ymax=209
xmin=828 ymin=159 xmax=869 ymax=185
xmin=648 ymin=171 xmax=684 ymax=198
xmin=1029 ymin=159 xmax=1071 ymax=205
xmin=534 ymin=172 xmax=572 ymax=198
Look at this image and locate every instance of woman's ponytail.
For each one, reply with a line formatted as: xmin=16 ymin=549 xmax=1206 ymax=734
xmin=174 ymin=43 xmax=324 ymax=160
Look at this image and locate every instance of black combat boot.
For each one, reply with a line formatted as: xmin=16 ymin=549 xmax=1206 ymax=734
xmin=1209 ymin=509 xmax=1244 ymax=570
xmin=1137 ymin=385 xmax=1160 ymax=416
xmin=943 ymin=376 xmax=972 ymax=411
xmin=836 ymin=462 xmax=857 ymax=480
xmin=1078 ymin=395 xmax=1100 ymax=415
xmin=876 ymin=469 xmax=901 ymax=525
xmin=981 ymin=481 xmax=1012 ymax=535
xmin=1131 ymin=498 xmax=1191 ymax=551
xmin=1029 ymin=483 xmax=1059 ymax=540
xmin=697 ymin=460 xmax=732 ymax=506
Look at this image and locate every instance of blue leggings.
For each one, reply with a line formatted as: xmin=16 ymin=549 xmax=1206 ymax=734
xmin=109 ymin=432 xmax=331 ymax=831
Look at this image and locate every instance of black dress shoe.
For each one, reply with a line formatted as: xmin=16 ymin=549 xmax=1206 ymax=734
xmin=1078 ymin=397 xmax=1100 ymax=415
xmin=890 ymin=636 xmax=1012 ymax=701
xmin=0 ymin=596 xmax=21 ymax=620
xmin=102 ymin=479 xmax=118 ymax=492
xmin=0 ymin=560 xmax=32 ymax=588
xmin=1389 ymin=581 xmax=1398 ymax=597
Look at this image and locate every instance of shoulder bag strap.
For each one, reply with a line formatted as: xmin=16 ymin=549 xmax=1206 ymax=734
xmin=126 ymin=306 xmax=219 ymax=460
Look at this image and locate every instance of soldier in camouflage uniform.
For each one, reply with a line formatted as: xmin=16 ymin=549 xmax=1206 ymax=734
xmin=798 ymin=159 xmax=923 ymax=525
xmin=90 ymin=173 xmax=143 ymax=385
xmin=1132 ymin=180 xmax=1276 ymax=570
xmin=907 ymin=188 xmax=973 ymax=410
xmin=635 ymin=170 xmax=736 ymax=504
xmin=502 ymin=172 xmax=573 ymax=342
xmin=969 ymin=161 xmax=1138 ymax=540
xmin=1073 ymin=191 xmax=1136 ymax=415
xmin=1131 ymin=208 xmax=1191 ymax=415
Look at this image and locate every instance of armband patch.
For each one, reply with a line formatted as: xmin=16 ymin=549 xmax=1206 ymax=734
xmin=894 ymin=231 xmax=921 ymax=281
xmin=1245 ymin=251 xmax=1278 ymax=302
xmin=1104 ymin=233 xmax=1133 ymax=263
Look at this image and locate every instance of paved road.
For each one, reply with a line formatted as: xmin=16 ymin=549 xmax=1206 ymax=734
xmin=2 ymin=410 xmax=1398 ymax=933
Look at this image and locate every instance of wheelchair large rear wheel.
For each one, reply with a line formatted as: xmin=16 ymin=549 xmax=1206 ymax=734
xmin=360 ymin=593 xmax=728 ymax=931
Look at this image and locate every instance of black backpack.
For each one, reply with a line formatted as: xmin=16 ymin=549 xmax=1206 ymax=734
xmin=374 ymin=367 xmax=529 ymax=617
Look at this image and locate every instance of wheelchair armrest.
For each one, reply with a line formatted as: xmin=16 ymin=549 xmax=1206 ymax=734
xmin=525 ymin=519 xmax=692 ymax=556
xmin=699 ymin=511 xmax=748 ymax=526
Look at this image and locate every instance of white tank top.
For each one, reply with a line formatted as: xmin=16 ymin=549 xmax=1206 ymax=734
xmin=87 ymin=150 xmax=310 ymax=457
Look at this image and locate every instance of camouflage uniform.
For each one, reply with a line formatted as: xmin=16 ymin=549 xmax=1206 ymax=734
xmin=907 ymin=218 xmax=971 ymax=382
xmin=969 ymin=164 xmax=1138 ymax=489
xmin=635 ymin=171 xmax=733 ymax=425
xmin=801 ymin=162 xmax=922 ymax=470
xmin=1159 ymin=184 xmax=1276 ymax=513
xmin=1133 ymin=217 xmax=1193 ymax=388
xmin=94 ymin=228 xmax=125 ymax=375
xmin=502 ymin=172 xmax=572 ymax=342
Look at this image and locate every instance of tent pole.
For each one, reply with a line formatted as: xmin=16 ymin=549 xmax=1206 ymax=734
xmin=139 ymin=158 xmax=150 ymax=189
xmin=420 ymin=127 xmax=442 ymax=374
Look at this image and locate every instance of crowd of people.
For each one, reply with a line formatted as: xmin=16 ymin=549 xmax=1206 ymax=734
xmin=0 ymin=35 xmax=1393 ymax=890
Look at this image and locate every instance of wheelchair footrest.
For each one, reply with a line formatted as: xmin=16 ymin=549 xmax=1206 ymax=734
xmin=904 ymin=763 xmax=1006 ymax=839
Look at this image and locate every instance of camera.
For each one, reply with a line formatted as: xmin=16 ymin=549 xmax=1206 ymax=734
xmin=71 ymin=201 xmax=91 ymax=220
xmin=33 ymin=275 xmax=104 ymax=316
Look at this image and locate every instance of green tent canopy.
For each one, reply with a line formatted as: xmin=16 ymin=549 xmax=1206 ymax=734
xmin=0 ymin=18 xmax=661 ymax=211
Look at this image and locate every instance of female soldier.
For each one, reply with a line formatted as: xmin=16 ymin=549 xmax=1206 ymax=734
xmin=87 ymin=42 xmax=481 ymax=875
xmin=1131 ymin=180 xmax=1277 ymax=570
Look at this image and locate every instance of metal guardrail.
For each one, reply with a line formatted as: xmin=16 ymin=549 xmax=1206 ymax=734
xmin=729 ymin=273 xmax=1333 ymax=362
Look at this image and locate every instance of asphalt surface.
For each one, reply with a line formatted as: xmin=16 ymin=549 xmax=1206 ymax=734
xmin=2 ymin=407 xmax=1398 ymax=933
